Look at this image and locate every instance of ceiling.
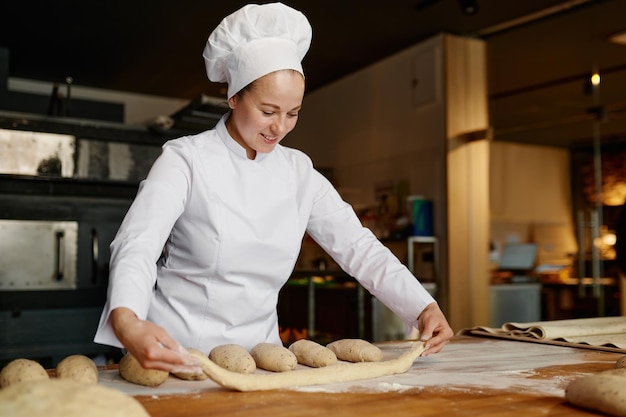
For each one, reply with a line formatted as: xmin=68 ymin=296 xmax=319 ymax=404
xmin=1 ymin=0 xmax=626 ymax=148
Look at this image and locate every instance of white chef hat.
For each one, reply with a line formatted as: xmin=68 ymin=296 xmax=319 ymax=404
xmin=203 ymin=2 xmax=312 ymax=99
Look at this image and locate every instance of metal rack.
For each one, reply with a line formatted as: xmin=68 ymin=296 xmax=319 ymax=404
xmin=407 ymin=236 xmax=438 ymax=296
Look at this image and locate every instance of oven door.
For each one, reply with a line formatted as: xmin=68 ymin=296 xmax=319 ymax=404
xmin=0 ymin=219 xmax=78 ymax=290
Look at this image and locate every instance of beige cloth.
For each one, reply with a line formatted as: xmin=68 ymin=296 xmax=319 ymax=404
xmin=462 ymin=316 xmax=626 ymax=350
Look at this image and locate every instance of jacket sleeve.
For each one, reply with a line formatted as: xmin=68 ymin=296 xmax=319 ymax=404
xmin=94 ymin=139 xmax=192 ymax=347
xmin=304 ymin=172 xmax=435 ymax=329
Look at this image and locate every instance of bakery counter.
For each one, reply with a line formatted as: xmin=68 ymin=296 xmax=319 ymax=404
xmin=102 ymin=336 xmax=623 ymax=416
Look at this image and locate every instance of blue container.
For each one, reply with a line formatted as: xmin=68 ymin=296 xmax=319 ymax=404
xmin=408 ymin=196 xmax=433 ymax=236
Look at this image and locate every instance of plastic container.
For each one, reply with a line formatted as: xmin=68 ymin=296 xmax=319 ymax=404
xmin=407 ymin=195 xmax=433 ymax=236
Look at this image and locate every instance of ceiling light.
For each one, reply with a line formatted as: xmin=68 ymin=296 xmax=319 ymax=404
xmin=591 ymin=73 xmax=601 ymax=86
xmin=609 ymin=31 xmax=626 ymax=45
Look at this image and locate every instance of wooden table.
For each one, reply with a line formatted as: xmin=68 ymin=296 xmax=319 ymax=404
xmin=104 ymin=336 xmax=623 ymax=417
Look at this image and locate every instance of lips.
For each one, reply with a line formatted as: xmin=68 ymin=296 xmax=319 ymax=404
xmin=261 ymin=133 xmax=278 ymax=142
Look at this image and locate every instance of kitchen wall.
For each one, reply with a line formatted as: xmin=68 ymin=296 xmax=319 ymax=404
xmin=288 ymin=35 xmax=449 ymax=289
xmin=289 ymin=36 xmax=446 ymax=214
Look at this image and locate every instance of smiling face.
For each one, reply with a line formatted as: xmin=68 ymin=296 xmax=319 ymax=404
xmin=226 ymin=70 xmax=305 ymax=160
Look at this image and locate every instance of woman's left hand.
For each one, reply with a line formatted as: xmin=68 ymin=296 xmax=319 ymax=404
xmin=416 ymin=302 xmax=454 ymax=355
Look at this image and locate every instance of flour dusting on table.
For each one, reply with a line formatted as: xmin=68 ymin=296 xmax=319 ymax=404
xmin=98 ymin=338 xmax=616 ymax=397
xmin=293 ymin=339 xmax=611 ymax=395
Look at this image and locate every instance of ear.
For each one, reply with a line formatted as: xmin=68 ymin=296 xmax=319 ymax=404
xmin=227 ymin=95 xmax=237 ymax=110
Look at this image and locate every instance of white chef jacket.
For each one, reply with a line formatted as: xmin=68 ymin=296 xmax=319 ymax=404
xmin=94 ymin=113 xmax=435 ymax=352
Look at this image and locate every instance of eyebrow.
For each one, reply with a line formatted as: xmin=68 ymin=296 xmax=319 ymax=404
xmin=260 ymin=102 xmax=302 ymax=112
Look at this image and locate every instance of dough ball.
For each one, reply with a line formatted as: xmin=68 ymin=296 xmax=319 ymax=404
xmin=172 ymin=348 xmax=208 ymax=380
xmin=0 ymin=378 xmax=150 ymax=417
xmin=0 ymin=358 xmax=49 ymax=388
xmin=326 ymin=339 xmax=383 ymax=362
xmin=288 ymin=339 xmax=337 ymax=368
xmin=209 ymin=344 xmax=256 ymax=374
xmin=616 ymin=355 xmax=626 ymax=369
xmin=250 ymin=343 xmax=297 ymax=372
xmin=118 ymin=353 xmax=169 ymax=387
xmin=565 ymin=371 xmax=626 ymax=416
xmin=55 ymin=355 xmax=98 ymax=384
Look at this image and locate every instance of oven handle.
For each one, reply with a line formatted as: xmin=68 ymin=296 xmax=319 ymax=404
xmin=91 ymin=228 xmax=99 ymax=284
xmin=55 ymin=230 xmax=64 ymax=281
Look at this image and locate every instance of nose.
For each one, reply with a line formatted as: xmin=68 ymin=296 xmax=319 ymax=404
xmin=271 ymin=115 xmax=289 ymax=136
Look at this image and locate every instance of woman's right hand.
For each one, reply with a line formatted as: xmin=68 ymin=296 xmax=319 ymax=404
xmin=110 ymin=307 xmax=203 ymax=375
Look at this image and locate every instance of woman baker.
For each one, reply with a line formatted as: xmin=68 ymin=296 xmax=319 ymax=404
xmin=94 ymin=2 xmax=453 ymax=375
